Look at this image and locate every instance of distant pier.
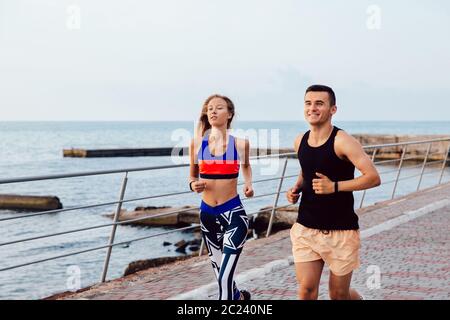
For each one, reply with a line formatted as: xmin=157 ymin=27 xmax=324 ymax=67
xmin=62 ymin=147 xmax=293 ymax=158
xmin=63 ymin=134 xmax=450 ymax=164
xmin=63 ymin=147 xmax=183 ymax=158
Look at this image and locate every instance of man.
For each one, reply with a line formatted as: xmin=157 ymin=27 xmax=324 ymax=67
xmin=286 ymin=84 xmax=381 ymax=300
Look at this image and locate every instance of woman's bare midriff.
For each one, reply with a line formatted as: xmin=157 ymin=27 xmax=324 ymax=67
xmin=200 ymin=178 xmax=238 ymax=206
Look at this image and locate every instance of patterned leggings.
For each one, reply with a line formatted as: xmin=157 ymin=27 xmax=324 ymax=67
xmin=200 ymin=195 xmax=249 ymax=300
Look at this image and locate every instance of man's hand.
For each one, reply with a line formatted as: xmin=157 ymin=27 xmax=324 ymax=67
xmin=244 ymin=184 xmax=254 ymax=198
xmin=312 ymin=172 xmax=334 ymax=194
xmin=286 ymin=187 xmax=301 ymax=204
xmin=192 ymin=181 xmax=206 ymax=193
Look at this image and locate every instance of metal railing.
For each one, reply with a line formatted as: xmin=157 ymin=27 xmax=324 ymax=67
xmin=0 ymin=137 xmax=449 ymax=291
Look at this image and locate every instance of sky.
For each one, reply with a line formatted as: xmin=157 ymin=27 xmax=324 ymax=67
xmin=1 ymin=0 xmax=450 ymax=122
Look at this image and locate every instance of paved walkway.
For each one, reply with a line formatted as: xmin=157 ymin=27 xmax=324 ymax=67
xmin=52 ymin=183 xmax=450 ymax=300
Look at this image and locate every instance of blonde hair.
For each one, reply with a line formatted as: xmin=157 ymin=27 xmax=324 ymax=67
xmin=197 ymin=94 xmax=235 ymax=137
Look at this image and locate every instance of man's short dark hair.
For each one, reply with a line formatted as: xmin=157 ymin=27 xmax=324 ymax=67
xmin=305 ymin=84 xmax=336 ymax=106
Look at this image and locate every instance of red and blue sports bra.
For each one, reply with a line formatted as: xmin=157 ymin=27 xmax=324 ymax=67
xmin=198 ymin=134 xmax=240 ymax=179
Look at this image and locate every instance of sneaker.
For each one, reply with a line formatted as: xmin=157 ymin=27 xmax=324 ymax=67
xmin=240 ymin=290 xmax=251 ymax=300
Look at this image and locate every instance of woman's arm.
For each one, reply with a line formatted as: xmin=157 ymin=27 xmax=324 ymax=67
xmin=189 ymin=138 xmax=206 ymax=193
xmin=237 ymin=138 xmax=254 ymax=197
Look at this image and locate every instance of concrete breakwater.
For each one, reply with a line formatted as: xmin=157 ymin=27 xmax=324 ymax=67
xmin=62 ymin=147 xmax=291 ymax=158
xmin=103 ymin=206 xmax=199 ymax=227
xmin=103 ymin=204 xmax=296 ymax=236
xmin=63 ymin=134 xmax=450 ymax=163
xmin=0 ymin=194 xmax=63 ymax=211
xmin=352 ymin=134 xmax=450 ymax=162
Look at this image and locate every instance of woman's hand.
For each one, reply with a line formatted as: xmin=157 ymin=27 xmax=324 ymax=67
xmin=243 ymin=184 xmax=254 ymax=198
xmin=192 ymin=181 xmax=206 ymax=193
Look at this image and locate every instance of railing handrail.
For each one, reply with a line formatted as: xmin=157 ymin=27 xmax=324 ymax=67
xmin=0 ymin=188 xmax=293 ymax=247
xmin=1 ymin=137 xmax=448 ymax=185
xmin=0 ymin=152 xmax=292 ymax=185
xmin=0 ymin=172 xmax=299 ymax=223
xmin=0 ymin=203 xmax=296 ymax=273
xmin=0 ymin=137 xmax=449 ymax=294
xmin=362 ymin=137 xmax=450 ymax=149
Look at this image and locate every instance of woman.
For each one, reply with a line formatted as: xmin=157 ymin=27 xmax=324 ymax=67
xmin=189 ymin=94 xmax=254 ymax=300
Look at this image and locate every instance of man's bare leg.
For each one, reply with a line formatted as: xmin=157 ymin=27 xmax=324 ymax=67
xmin=294 ymin=260 xmax=324 ymax=300
xmin=329 ymin=271 xmax=362 ymax=300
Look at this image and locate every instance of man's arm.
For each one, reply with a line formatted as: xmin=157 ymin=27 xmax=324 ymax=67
xmin=292 ymin=134 xmax=304 ymax=192
xmin=335 ymin=131 xmax=381 ymax=192
xmin=313 ymin=131 xmax=381 ymax=194
xmin=287 ymin=134 xmax=304 ymax=203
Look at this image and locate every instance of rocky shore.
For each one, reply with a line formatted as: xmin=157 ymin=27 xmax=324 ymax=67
xmin=110 ymin=204 xmax=299 ymax=277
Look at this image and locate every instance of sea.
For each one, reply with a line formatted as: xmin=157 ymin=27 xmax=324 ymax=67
xmin=0 ymin=121 xmax=449 ymax=299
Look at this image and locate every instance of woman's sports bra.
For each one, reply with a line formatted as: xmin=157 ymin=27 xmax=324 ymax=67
xmin=198 ymin=134 xmax=240 ymax=179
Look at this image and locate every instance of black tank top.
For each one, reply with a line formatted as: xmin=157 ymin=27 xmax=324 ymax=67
xmin=297 ymin=126 xmax=359 ymax=230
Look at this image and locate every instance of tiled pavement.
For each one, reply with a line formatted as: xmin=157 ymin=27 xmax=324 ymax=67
xmin=228 ymin=205 xmax=450 ymax=300
xmin=53 ymin=182 xmax=450 ymax=300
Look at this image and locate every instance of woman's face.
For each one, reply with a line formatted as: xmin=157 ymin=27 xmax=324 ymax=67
xmin=206 ymin=97 xmax=231 ymax=127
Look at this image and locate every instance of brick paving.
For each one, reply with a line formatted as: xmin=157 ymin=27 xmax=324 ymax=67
xmin=52 ymin=182 xmax=450 ymax=300
xmin=230 ymin=205 xmax=450 ymax=300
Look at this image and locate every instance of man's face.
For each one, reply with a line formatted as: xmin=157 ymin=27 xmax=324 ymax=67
xmin=304 ymin=91 xmax=336 ymax=125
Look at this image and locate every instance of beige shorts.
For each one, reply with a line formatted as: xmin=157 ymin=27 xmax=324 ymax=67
xmin=290 ymin=222 xmax=361 ymax=276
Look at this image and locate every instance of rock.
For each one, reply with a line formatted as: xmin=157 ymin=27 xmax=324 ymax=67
xmin=193 ymin=228 xmax=203 ymax=240
xmin=103 ymin=205 xmax=199 ymax=227
xmin=175 ymin=246 xmax=188 ymax=254
xmin=0 ymin=194 xmax=63 ymax=211
xmin=187 ymin=243 xmax=209 ymax=255
xmin=188 ymin=238 xmax=202 ymax=246
xmin=175 ymin=240 xmax=189 ymax=253
xmin=135 ymin=206 xmax=170 ymax=211
xmin=173 ymin=238 xmax=208 ymax=254
xmin=123 ymin=256 xmax=195 ymax=276
xmin=174 ymin=240 xmax=186 ymax=248
xmin=253 ymin=206 xmax=299 ymax=236
xmin=178 ymin=210 xmax=201 ymax=225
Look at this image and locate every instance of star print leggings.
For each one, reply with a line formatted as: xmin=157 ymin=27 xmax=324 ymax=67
xmin=199 ymin=195 xmax=249 ymax=300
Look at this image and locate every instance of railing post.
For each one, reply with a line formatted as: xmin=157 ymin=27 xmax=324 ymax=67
xmin=266 ymin=157 xmax=288 ymax=238
xmin=101 ymin=172 xmax=128 ymax=283
xmin=392 ymin=146 xmax=407 ymax=200
xmin=417 ymin=143 xmax=432 ymax=191
xmin=438 ymin=143 xmax=450 ymax=184
xmin=359 ymin=148 xmax=377 ymax=208
xmin=198 ymin=237 xmax=205 ymax=257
